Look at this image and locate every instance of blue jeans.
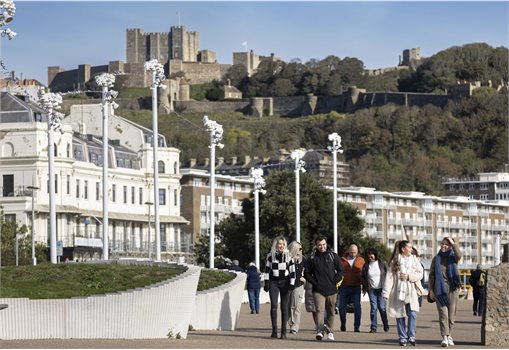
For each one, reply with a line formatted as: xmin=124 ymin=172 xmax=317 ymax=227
xmin=368 ymin=288 xmax=389 ymax=331
xmin=338 ymin=286 xmax=362 ymax=330
xmin=248 ymin=288 xmax=260 ymax=312
xmin=396 ymin=303 xmax=416 ymax=343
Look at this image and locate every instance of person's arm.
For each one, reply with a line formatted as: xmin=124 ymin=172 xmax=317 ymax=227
xmin=409 ymin=257 xmax=423 ymax=283
xmin=303 ymin=257 xmax=318 ymax=287
xmin=382 ymin=265 xmax=394 ymax=300
xmin=451 ymin=242 xmax=462 ymax=263
xmin=334 ymin=254 xmax=345 ymax=287
xmin=288 ymin=258 xmax=296 ymax=288
xmin=428 ymin=256 xmax=436 ymax=296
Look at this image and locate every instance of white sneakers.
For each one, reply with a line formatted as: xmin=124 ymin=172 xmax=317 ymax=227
xmin=315 ymin=330 xmax=334 ymax=341
xmin=315 ymin=332 xmax=323 ymax=341
xmin=327 ymin=332 xmax=335 ymax=341
xmin=441 ymin=336 xmax=448 ymax=347
xmin=447 ymin=335 xmax=455 ymax=346
xmin=441 ymin=335 xmax=454 ymax=347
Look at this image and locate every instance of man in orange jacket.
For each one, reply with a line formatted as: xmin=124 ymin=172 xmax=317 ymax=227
xmin=337 ymin=244 xmax=366 ymax=332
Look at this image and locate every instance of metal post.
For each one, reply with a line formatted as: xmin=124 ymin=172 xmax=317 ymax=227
xmin=151 ymin=71 xmax=161 ymax=262
xmin=328 ymin=132 xmax=343 ymax=253
xmin=28 ymin=186 xmax=38 ymax=265
xmin=333 ymin=149 xmax=338 ymax=253
xmin=295 ymin=158 xmax=301 ymax=243
xmin=102 ymin=85 xmax=109 ymax=260
xmin=209 ymin=136 xmax=216 ymax=268
xmin=251 ymin=167 xmax=265 ymax=270
xmin=48 ymin=120 xmax=57 ymax=264
xmin=203 ymin=116 xmax=224 ymax=269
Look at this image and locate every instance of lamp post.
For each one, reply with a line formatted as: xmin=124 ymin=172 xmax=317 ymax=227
xmin=27 ymin=185 xmax=39 ymax=265
xmin=290 ymin=149 xmax=306 ymax=243
xmin=203 ymin=115 xmax=224 ymax=269
xmin=95 ymin=73 xmax=118 ymax=261
xmin=0 ymin=0 xmax=15 ymax=310
xmin=145 ymin=201 xmax=153 ymax=260
xmin=0 ymin=0 xmax=16 ymax=40
xmin=250 ymin=167 xmax=266 ymax=270
xmin=144 ymin=59 xmax=166 ymax=262
xmin=328 ymin=132 xmax=344 ymax=253
xmin=38 ymin=90 xmax=63 ymax=264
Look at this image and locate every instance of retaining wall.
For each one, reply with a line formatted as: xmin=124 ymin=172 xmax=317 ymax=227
xmin=0 ymin=262 xmax=201 ymax=340
xmin=190 ymin=270 xmax=246 ymax=331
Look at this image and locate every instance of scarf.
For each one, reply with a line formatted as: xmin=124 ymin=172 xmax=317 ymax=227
xmin=434 ymin=249 xmax=461 ymax=307
xmin=398 ymin=254 xmax=413 ymax=303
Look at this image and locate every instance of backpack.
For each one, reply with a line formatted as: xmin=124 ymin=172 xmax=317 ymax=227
xmin=477 ymin=272 xmax=485 ymax=287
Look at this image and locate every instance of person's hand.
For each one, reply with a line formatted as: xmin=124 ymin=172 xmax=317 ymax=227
xmin=383 ymin=297 xmax=388 ymax=302
xmin=263 ymin=283 xmax=270 ymax=292
xmin=300 ymin=277 xmax=306 ymax=283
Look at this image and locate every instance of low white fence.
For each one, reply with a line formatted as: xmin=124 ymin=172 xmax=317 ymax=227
xmin=190 ymin=270 xmax=247 ymax=331
xmin=0 ymin=262 xmax=200 ymax=340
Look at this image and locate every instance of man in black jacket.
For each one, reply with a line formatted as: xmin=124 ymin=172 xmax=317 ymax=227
xmin=304 ymin=235 xmax=345 ymax=341
xmin=469 ymin=264 xmax=486 ymax=316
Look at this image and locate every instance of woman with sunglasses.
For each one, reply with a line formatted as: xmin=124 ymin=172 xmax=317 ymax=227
xmin=428 ymin=236 xmax=462 ymax=347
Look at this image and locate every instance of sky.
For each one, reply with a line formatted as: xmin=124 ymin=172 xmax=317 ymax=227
xmin=1 ymin=1 xmax=508 ymax=85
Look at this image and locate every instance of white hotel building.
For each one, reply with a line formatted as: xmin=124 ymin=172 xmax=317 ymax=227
xmin=0 ymin=93 xmax=188 ymax=261
xmin=337 ymin=186 xmax=508 ymax=268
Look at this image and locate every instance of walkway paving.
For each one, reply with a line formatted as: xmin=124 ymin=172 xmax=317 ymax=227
xmin=0 ymin=299 xmax=493 ymax=348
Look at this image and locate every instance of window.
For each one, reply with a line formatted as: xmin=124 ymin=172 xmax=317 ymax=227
xmin=84 ymin=180 xmax=88 ymax=199
xmin=480 ymin=194 xmax=489 ymax=200
xmin=139 ymin=187 xmax=143 ymax=205
xmin=193 ymin=178 xmax=202 ymax=186
xmin=200 ymin=194 xmax=206 ymax=206
xmin=76 ymin=179 xmax=80 ymax=198
xmin=174 ymin=161 xmax=178 ymax=174
xmin=66 ymin=144 xmax=71 ymax=158
xmin=53 ymin=143 xmax=57 ymax=157
xmin=174 ymin=189 xmax=178 ymax=206
xmin=480 ymin=183 xmax=488 ymax=190
xmin=158 ymin=161 xmax=165 ymax=174
xmin=66 ymin=175 xmax=70 ymax=195
xmin=131 ymin=186 xmax=135 ymax=204
xmin=159 ymin=188 xmax=166 ymax=205
xmin=96 ymin=182 xmax=100 ymax=200
xmin=112 ymin=184 xmax=116 ymax=202
xmin=123 ymin=186 xmax=127 ymax=204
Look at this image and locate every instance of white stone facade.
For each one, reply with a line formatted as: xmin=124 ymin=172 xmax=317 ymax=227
xmin=0 ymin=94 xmax=189 ymax=261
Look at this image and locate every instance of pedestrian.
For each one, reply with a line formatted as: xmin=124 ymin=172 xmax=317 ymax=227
xmin=469 ymin=264 xmax=486 ymax=317
xmin=246 ymin=262 xmax=261 ymax=314
xmin=383 ymin=240 xmax=424 ymax=346
xmin=428 ymin=236 xmax=462 ymax=347
xmin=287 ymin=241 xmax=306 ymax=334
xmin=361 ymin=247 xmax=390 ymax=333
xmin=338 ymin=244 xmax=365 ymax=332
xmin=411 ymin=247 xmax=425 ymax=307
xmin=229 ymin=259 xmax=245 ymax=272
xmin=263 ymin=236 xmax=296 ymax=339
xmin=304 ymin=235 xmax=344 ymax=341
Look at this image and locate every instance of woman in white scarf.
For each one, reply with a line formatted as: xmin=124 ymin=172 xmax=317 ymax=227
xmin=383 ymin=240 xmax=424 ymax=346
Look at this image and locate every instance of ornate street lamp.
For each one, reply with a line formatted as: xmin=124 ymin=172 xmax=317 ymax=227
xmin=290 ymin=149 xmax=306 ymax=243
xmin=328 ymin=132 xmax=344 ymax=253
xmin=95 ymin=73 xmax=118 ymax=261
xmin=38 ymin=90 xmax=64 ymax=264
xmin=0 ymin=0 xmax=16 ymax=40
xmin=144 ymin=59 xmax=166 ymax=262
xmin=250 ymin=167 xmax=266 ymax=269
xmin=203 ymin=115 xmax=224 ymax=268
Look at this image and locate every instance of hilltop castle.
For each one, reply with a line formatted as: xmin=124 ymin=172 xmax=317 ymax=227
xmin=47 ymin=25 xmax=266 ymax=93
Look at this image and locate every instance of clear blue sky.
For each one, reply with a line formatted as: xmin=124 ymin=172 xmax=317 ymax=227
xmin=1 ymin=1 xmax=508 ymax=85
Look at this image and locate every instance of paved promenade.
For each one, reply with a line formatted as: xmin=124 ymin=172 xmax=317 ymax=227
xmin=0 ymin=299 xmax=493 ymax=349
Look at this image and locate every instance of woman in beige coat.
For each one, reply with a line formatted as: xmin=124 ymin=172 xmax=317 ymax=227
xmin=383 ymin=240 xmax=424 ymax=346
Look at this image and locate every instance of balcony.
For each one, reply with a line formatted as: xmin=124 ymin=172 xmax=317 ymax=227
xmin=1 ymin=185 xmax=34 ymax=198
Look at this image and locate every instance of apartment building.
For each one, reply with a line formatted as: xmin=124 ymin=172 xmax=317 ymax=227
xmin=0 ymin=93 xmax=189 ymax=261
xmin=336 ymin=186 xmax=508 ymax=268
xmin=443 ymin=172 xmax=509 ymax=200
xmin=180 ymin=168 xmax=253 ymax=243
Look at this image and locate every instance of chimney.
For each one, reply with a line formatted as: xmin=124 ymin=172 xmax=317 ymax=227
xmin=217 ymin=157 xmax=224 ymax=166
xmin=244 ymin=155 xmax=251 ymax=165
xmin=227 ymin=79 xmax=231 ymax=87
xmin=203 ymin=158 xmax=209 ymax=166
xmin=231 ymin=156 xmax=238 ymax=165
xmin=189 ymin=158 xmax=196 ymax=167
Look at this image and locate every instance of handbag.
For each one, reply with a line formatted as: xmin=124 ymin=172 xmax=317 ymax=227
xmin=346 ymin=301 xmax=355 ymax=313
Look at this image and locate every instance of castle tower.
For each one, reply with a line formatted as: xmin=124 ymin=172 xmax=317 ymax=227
xmin=401 ymin=48 xmax=421 ymax=67
xmin=126 ymin=28 xmax=146 ymax=63
xmin=170 ymin=26 xmax=199 ymax=62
